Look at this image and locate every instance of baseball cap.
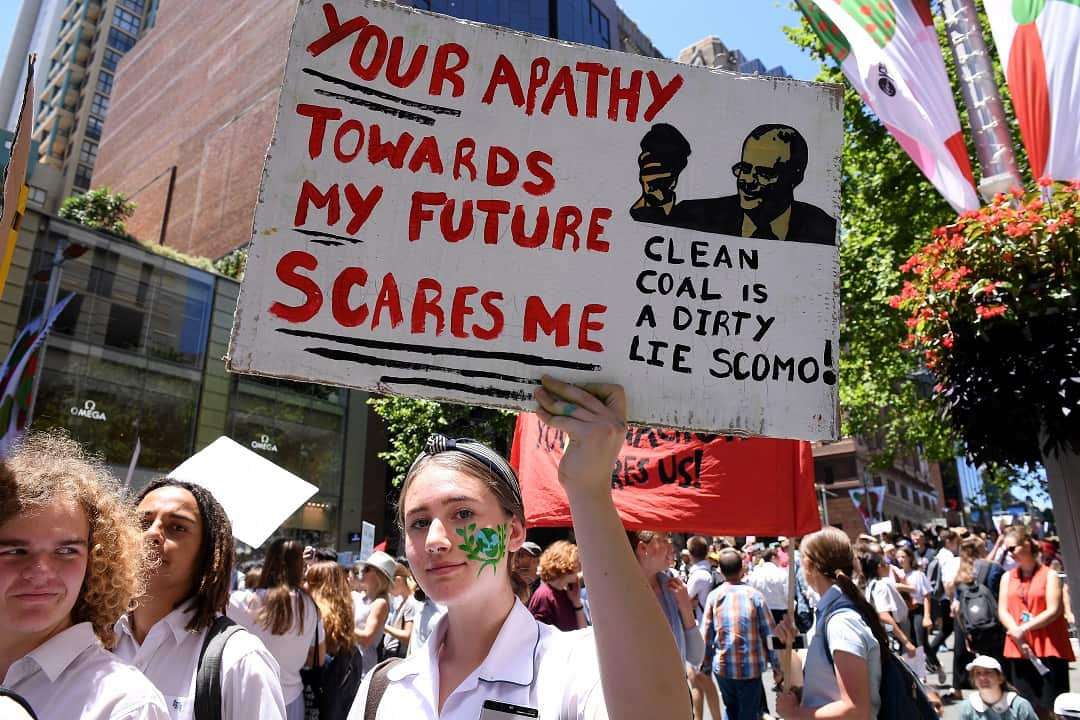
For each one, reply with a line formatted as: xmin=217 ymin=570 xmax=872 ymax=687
xmin=966 ymin=655 xmax=1003 ymax=673
xmin=520 ymin=541 xmax=542 ymax=556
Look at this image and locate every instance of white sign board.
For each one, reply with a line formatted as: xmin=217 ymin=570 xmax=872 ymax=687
xmin=870 ymin=519 xmax=893 ymax=536
xmin=169 ymin=436 xmax=319 ymax=547
xmin=360 ymin=520 xmax=376 ymax=561
xmin=228 ymin=0 xmax=842 ymax=439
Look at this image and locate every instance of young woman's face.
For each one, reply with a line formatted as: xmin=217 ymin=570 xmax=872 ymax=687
xmin=0 ymin=499 xmax=89 ymax=646
xmin=639 ymin=534 xmax=673 ymax=575
xmin=137 ymin=486 xmax=204 ymax=602
xmin=972 ymin=667 xmax=1004 ymax=695
xmin=402 ymin=464 xmax=524 ymax=606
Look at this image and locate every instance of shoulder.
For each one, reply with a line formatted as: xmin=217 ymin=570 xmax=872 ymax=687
xmin=221 ymin=625 xmax=282 ymax=679
xmin=789 ymin=201 xmax=837 ymax=243
xmin=1009 ymin=692 xmax=1039 ymax=719
xmin=76 ymin=645 xmax=170 ymax=716
xmin=825 ymin=610 xmax=876 ymax=658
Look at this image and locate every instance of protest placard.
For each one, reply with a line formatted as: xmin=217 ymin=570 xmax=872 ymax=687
xmin=228 ymin=0 xmax=843 ymax=439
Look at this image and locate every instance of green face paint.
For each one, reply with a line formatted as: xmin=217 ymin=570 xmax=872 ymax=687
xmin=456 ymin=523 xmax=508 ymax=576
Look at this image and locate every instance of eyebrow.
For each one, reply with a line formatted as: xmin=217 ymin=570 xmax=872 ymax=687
xmin=141 ymin=509 xmax=198 ymax=524
xmin=0 ymin=538 xmax=88 ymax=547
xmin=404 ymin=495 xmax=480 ymax=517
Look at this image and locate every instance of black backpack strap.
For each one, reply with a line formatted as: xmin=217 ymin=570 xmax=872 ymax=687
xmin=363 ymin=658 xmax=402 ymax=720
xmin=0 ymin=687 xmax=38 ymax=719
xmin=194 ymin=615 xmax=245 ymax=720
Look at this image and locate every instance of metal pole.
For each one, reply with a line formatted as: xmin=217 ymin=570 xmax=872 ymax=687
xmin=25 ymin=239 xmax=64 ymax=426
xmin=939 ymin=0 xmax=1024 ymax=201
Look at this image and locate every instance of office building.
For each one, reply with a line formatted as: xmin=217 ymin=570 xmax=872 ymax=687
xmin=22 ymin=0 xmax=158 ymax=212
xmin=678 ymin=36 xmax=788 ymax=78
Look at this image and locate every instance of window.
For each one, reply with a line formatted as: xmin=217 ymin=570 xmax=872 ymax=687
xmin=79 ymin=141 xmax=97 ymax=165
xmin=74 ymin=164 xmax=93 ymax=190
xmin=887 ymin=479 xmax=897 ymax=495
xmin=118 ymin=0 xmax=145 ymax=14
xmin=589 ymin=3 xmax=610 ymax=47
xmin=102 ymin=48 xmax=123 ymax=72
xmin=27 ymin=186 xmax=47 ymax=206
xmin=900 ymin=485 xmax=910 ymax=501
xmin=107 ymin=27 xmax=135 ymax=53
xmin=85 ymin=116 xmax=103 ymax=140
xmin=90 ymin=92 xmax=108 ymax=117
xmin=96 ymin=71 xmax=113 ymax=96
xmin=112 ymin=7 xmax=141 ymax=35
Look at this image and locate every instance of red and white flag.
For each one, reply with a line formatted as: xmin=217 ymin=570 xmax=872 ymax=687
xmin=796 ymin=1 xmax=979 ymax=211
xmin=983 ymin=0 xmax=1080 ymax=181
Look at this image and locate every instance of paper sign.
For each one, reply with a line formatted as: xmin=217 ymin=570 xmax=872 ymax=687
xmin=169 ymin=436 xmax=318 ymax=547
xmin=360 ymin=520 xmax=375 ymax=561
xmin=870 ymin=519 xmax=893 ymax=536
xmin=228 ymin=1 xmax=842 ymax=439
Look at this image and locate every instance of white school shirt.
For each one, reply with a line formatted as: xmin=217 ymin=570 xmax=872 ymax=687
xmin=748 ymin=560 xmax=790 ymax=611
xmin=347 ymin=599 xmax=608 ymax=719
xmin=227 ymin=588 xmax=321 ymax=704
xmin=113 ymin=605 xmax=286 ymax=720
xmin=4 ymin=622 xmax=170 ymax=720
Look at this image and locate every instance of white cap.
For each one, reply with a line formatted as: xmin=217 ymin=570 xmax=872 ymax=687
xmin=1054 ymin=692 xmax=1080 ymax=718
xmin=966 ymin=655 xmax=1003 ymax=673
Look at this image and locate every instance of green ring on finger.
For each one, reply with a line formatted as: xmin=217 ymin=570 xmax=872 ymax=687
xmin=563 ymin=402 xmax=577 ymax=416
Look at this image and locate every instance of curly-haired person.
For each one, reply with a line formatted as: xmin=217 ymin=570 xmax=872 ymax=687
xmin=113 ymin=478 xmax=286 ymax=719
xmin=0 ymin=431 xmax=170 ymax=719
xmin=528 ymin=540 xmax=588 ymax=631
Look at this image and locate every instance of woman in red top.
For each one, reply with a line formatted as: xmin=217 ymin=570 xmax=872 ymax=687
xmin=997 ymin=527 xmax=1074 ymax=720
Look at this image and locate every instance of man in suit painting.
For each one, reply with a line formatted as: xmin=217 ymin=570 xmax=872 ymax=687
xmin=670 ymin=124 xmax=837 ymax=245
xmin=629 ymin=123 xmax=693 ymax=225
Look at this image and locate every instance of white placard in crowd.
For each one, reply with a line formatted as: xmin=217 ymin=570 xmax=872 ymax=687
xmin=170 ymin=436 xmax=319 ymax=547
xmin=360 ymin=520 xmax=376 ymax=561
xmin=228 ymin=1 xmax=842 ymax=439
xmin=870 ymin=519 xmax=893 ymax=536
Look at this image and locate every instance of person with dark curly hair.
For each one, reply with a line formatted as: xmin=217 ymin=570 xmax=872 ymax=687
xmin=0 ymin=431 xmax=169 ymax=719
xmin=114 ymin=478 xmax=286 ymax=719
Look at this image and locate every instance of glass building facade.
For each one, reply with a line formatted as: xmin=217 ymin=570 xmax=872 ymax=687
xmin=16 ymin=217 xmax=369 ymax=547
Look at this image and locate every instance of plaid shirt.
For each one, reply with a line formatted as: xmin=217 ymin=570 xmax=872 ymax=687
xmin=705 ymin=582 xmax=779 ymax=679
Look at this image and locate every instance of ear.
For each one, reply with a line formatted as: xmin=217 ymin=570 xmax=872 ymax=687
xmin=506 ymin=516 xmax=527 ymax=555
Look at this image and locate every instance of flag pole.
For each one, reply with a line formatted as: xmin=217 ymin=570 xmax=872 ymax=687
xmin=939 ymin=0 xmax=1023 ymax=200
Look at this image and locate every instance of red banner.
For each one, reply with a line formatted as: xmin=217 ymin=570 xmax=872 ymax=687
xmin=510 ymin=413 xmax=822 ymax=536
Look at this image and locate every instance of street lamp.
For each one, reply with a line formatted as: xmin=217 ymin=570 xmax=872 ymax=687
xmin=26 ymin=237 xmax=88 ymax=425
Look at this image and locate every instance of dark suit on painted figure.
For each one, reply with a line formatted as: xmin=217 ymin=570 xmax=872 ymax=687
xmin=670 ymin=124 xmax=837 ymax=245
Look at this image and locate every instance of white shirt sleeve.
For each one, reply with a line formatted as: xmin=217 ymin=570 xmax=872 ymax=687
xmin=221 ymin=632 xmax=287 ymax=720
xmin=826 ymin=611 xmax=875 ymax=659
xmin=869 ymin=581 xmax=898 ymax=615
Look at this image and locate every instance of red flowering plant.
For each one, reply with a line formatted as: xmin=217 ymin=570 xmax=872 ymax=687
xmin=889 ymin=179 xmax=1080 ymax=468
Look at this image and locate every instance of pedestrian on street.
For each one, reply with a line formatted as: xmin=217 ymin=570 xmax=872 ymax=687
xmin=528 ymin=540 xmax=587 ymax=631
xmin=774 ymin=527 xmax=886 ymax=720
xmin=998 ymin=528 xmax=1074 ymax=720
xmin=701 ymin=548 xmax=780 ymax=720
xmin=685 ymin=535 xmax=723 ymax=720
xmin=960 ymin=655 xmax=1039 ymax=720
xmin=0 ymin=433 xmax=170 ymax=720
xmin=347 ymin=378 xmax=693 ymax=719
xmin=748 ymin=547 xmax=790 ymax=625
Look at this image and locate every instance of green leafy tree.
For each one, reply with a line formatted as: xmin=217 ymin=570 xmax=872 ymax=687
xmin=58 ymin=187 xmax=136 ymax=236
xmin=783 ymin=5 xmax=1030 ymax=471
xmin=367 ymin=395 xmax=517 ymax=487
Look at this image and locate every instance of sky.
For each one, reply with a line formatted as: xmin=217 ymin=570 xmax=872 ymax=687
xmin=615 ymin=0 xmax=824 ymax=81
xmin=0 ymin=0 xmax=824 ymax=87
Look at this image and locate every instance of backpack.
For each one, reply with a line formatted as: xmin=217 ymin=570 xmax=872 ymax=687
xmin=822 ymin=597 xmax=938 ymax=720
xmin=957 ymin=561 xmax=1006 ymax=656
xmin=193 ymin=616 xmax=246 ymax=720
xmin=318 ymin=647 xmax=366 ymax=720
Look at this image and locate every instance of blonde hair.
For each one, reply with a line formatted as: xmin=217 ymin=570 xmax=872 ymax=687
xmin=538 ymin=540 xmax=580 ymax=583
xmin=305 ymin=561 xmax=355 ymax=656
xmin=0 ymin=431 xmax=147 ymax=648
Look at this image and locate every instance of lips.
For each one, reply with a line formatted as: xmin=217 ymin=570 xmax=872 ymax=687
xmin=426 ymin=562 xmax=466 ymax=577
xmin=13 ymin=590 xmax=61 ymax=603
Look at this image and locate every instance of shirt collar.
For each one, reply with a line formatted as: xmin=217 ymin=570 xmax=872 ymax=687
xmin=970 ymin=691 xmax=1014 ymax=713
xmin=692 ymin=560 xmax=712 ymax=572
xmin=388 ymin=600 xmax=540 ymax=689
xmin=18 ymin=622 xmax=98 ymax=683
xmin=115 ymin=602 xmax=199 ymax=646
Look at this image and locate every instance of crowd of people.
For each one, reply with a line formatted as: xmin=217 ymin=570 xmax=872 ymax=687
xmin=1 ymin=378 xmax=1078 ymax=720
